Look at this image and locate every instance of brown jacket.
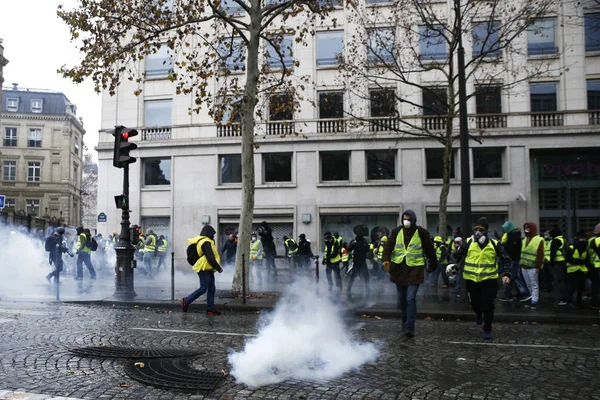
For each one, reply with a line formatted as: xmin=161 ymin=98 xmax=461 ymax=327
xmin=383 ymin=226 xmax=437 ymax=286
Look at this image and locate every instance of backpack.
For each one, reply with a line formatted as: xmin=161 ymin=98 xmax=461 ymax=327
xmin=187 ymin=239 xmax=203 ymax=266
xmin=85 ymin=234 xmax=93 ymax=249
xmin=90 ymin=238 xmax=98 ymax=251
xmin=45 ymin=236 xmax=56 ymax=252
xmin=288 ymin=239 xmax=298 ymax=252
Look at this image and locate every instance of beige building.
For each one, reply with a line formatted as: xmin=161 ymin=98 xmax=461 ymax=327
xmin=96 ymin=1 xmax=600 ymax=264
xmin=0 ymin=85 xmax=84 ymax=227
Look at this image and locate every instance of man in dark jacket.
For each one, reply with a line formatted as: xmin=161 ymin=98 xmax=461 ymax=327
xmin=45 ymin=228 xmax=73 ymax=284
xmin=382 ymin=210 xmax=437 ymax=338
xmin=258 ymin=221 xmax=277 ymax=282
xmin=297 ymin=233 xmax=313 ymax=270
xmin=498 ymin=221 xmax=530 ymax=302
xmin=346 ymin=225 xmax=371 ymax=301
xmin=220 ymin=233 xmax=238 ymax=266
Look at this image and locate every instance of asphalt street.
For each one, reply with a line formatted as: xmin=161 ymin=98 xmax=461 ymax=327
xmin=0 ymin=302 xmax=599 ymax=399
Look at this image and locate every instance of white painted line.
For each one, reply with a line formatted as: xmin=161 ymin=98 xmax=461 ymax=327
xmin=130 ymin=327 xmax=257 ymax=337
xmin=0 ymin=389 xmax=83 ymax=399
xmin=447 ymin=341 xmax=600 ymax=351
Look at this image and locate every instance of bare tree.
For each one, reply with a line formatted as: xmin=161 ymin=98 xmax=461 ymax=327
xmin=340 ymin=0 xmax=562 ymax=239
xmin=58 ymin=0 xmax=335 ymax=292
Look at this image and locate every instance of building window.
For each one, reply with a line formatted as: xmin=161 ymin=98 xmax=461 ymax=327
xmin=218 ymin=37 xmax=246 ymax=71
xmin=30 ymin=99 xmax=43 ymax=113
xmin=475 ymin=86 xmax=502 ymax=114
xmin=321 ymin=152 xmax=349 ymax=181
xmin=318 ymin=92 xmax=344 ymax=119
xmin=145 ymin=99 xmax=172 ymax=127
xmin=146 ymin=43 xmax=173 ymax=77
xmin=267 ymin=35 xmax=294 ymax=69
xmin=219 ymin=154 xmax=242 ymax=184
xmin=28 ymin=129 xmax=42 ymax=148
xmin=27 ymin=161 xmax=41 ymax=182
xmin=264 ymin=153 xmax=292 ymax=182
xmin=527 ymin=18 xmax=557 ymax=56
xmin=419 ymin=25 xmax=446 ymax=60
xmin=473 ymin=148 xmax=503 ymax=179
xmin=370 ymin=89 xmax=396 ymax=117
xmin=367 ymin=28 xmax=394 ymax=64
xmin=4 ymin=127 xmax=17 ymax=146
xmin=425 ymin=148 xmax=455 ymax=180
xmin=367 ymin=150 xmax=396 ymax=180
xmin=26 ymin=199 xmax=40 ymax=216
xmin=530 ymin=83 xmax=557 ymax=112
xmin=221 ymin=96 xmax=242 ymax=124
xmin=423 ymin=87 xmax=448 ymax=116
xmin=143 ymin=158 xmax=171 ymax=186
xmin=74 ymin=141 xmax=80 ymax=155
xmin=3 ymin=161 xmax=16 ymax=181
xmin=6 ymin=98 xmax=18 ymax=112
xmin=472 ymin=21 xmax=501 ymax=58
xmin=585 ymin=13 xmax=600 ymax=52
xmin=74 ymin=165 xmax=79 ymax=186
xmin=269 ymin=93 xmax=294 ymax=121
xmin=316 ymin=31 xmax=343 ymax=66
xmin=587 ymin=80 xmax=600 ymax=110
xmin=5 ymin=198 xmax=16 ymax=210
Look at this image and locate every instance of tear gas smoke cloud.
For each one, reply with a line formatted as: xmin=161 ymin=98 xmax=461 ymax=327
xmin=0 ymin=227 xmax=48 ymax=293
xmin=228 ymin=280 xmax=379 ymax=387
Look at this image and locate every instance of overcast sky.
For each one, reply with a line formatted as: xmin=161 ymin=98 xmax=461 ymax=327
xmin=1 ymin=0 xmax=101 ymax=160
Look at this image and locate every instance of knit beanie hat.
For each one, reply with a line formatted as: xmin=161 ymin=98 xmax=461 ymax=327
xmin=474 ymin=217 xmax=489 ymax=232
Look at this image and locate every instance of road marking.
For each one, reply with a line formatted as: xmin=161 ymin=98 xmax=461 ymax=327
xmin=447 ymin=341 xmax=600 ymax=351
xmin=130 ymin=327 xmax=257 ymax=337
xmin=0 ymin=390 xmax=83 ymax=399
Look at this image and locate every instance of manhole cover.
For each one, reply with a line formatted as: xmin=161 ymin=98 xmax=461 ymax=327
xmin=69 ymin=346 xmax=204 ymax=359
xmin=124 ymin=358 xmax=224 ymax=391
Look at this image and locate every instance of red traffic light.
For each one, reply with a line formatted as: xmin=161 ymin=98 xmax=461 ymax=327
xmin=123 ymin=132 xmax=129 ymax=140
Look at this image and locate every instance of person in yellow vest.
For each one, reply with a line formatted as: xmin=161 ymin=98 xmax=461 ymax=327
xmin=156 ymin=235 xmax=168 ymax=270
xmin=539 ymin=230 xmax=554 ymax=293
xmin=180 ymin=224 xmax=223 ymax=315
xmin=322 ymin=231 xmax=342 ymax=295
xmin=144 ymin=230 xmax=158 ymax=273
xmin=549 ymin=227 xmax=568 ymax=306
xmin=75 ymin=226 xmax=96 ymax=280
xmin=283 ymin=235 xmax=298 ymax=271
xmin=250 ymin=231 xmax=264 ymax=286
xmin=431 ymin=235 xmax=450 ymax=288
xmin=341 ymin=243 xmax=349 ymax=273
xmin=376 ymin=236 xmax=386 ymax=279
xmin=447 ymin=217 xmax=512 ymax=340
xmin=519 ymin=222 xmax=545 ymax=307
xmin=565 ymin=230 xmax=590 ymax=308
xmin=382 ymin=210 xmax=437 ymax=339
xmin=588 ymin=224 xmax=600 ymax=309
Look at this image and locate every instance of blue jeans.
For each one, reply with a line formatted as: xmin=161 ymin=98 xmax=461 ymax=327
xmin=503 ymin=260 xmax=530 ymax=299
xmin=431 ymin=263 xmax=450 ymax=287
xmin=184 ymin=271 xmax=216 ymax=310
xmin=396 ymin=284 xmax=419 ymax=331
xmin=76 ymin=252 xmax=96 ymax=279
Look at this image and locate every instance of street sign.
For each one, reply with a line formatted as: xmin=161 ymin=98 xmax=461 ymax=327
xmin=98 ymin=212 xmax=107 ymax=222
xmin=0 ymin=195 xmax=5 ymax=209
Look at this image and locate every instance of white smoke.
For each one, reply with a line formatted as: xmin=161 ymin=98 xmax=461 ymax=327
xmin=228 ymin=280 xmax=379 ymax=387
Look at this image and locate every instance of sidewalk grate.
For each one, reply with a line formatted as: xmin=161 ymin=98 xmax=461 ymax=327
xmin=124 ymin=357 xmax=224 ymax=391
xmin=69 ymin=346 xmax=204 ymax=359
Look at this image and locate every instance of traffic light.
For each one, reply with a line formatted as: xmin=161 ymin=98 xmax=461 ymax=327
xmin=130 ymin=224 xmax=141 ymax=246
xmin=112 ymin=125 xmax=138 ymax=168
xmin=114 ymin=194 xmax=128 ymax=210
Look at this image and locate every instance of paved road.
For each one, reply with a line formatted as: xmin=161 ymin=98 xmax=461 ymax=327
xmin=0 ymin=302 xmax=599 ymax=399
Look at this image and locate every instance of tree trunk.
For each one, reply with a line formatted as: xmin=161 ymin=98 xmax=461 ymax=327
xmin=439 ymin=131 xmax=453 ymax=241
xmin=231 ymin=2 xmax=261 ymax=294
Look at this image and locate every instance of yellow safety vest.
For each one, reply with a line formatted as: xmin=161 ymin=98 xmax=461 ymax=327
xmin=324 ymin=243 xmax=341 ymax=264
xmin=158 ymin=239 xmax=168 ymax=253
xmin=588 ymin=237 xmax=600 ymax=269
xmin=341 ymin=248 xmax=349 ymax=262
xmin=77 ymin=233 xmax=91 ymax=254
xmin=189 ymin=236 xmax=220 ymax=273
xmin=145 ymin=235 xmax=156 ymax=252
xmin=250 ymin=240 xmax=263 ymax=260
xmin=520 ymin=236 xmax=544 ymax=268
xmin=377 ymin=245 xmax=384 ymax=260
xmin=501 ymin=232 xmax=508 ymax=244
xmin=566 ymin=246 xmax=588 ymax=274
xmin=463 ymin=239 xmax=499 ymax=283
xmin=544 ymin=239 xmax=552 ymax=263
xmin=391 ymin=229 xmax=425 ymax=267
xmin=553 ymin=236 xmax=566 ymax=262
xmin=285 ymin=239 xmax=298 ymax=254
xmin=138 ymin=239 xmax=145 ymax=252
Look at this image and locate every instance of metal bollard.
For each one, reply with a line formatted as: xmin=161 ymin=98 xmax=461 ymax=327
xmin=171 ymin=252 xmax=175 ymax=301
xmin=242 ymin=254 xmax=247 ymax=304
xmin=55 ymin=267 xmax=60 ymax=301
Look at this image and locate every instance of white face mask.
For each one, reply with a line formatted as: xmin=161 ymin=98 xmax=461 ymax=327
xmin=403 ymin=220 xmax=412 ymax=229
xmin=251 ymin=237 xmax=256 ymax=242
xmin=478 ymin=235 xmax=487 ymax=244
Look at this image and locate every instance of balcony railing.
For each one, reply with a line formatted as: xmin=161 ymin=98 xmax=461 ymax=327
xmin=476 ymin=114 xmax=507 ymax=129
xmin=217 ymin=123 xmax=241 ymax=137
xmin=318 ymin=118 xmax=346 ymax=133
xmin=422 ymin=116 xmax=447 ymax=131
xmin=589 ymin=110 xmax=600 ymax=125
xmin=267 ymin=120 xmax=295 ymax=136
xmin=531 ymin=112 xmax=564 ymax=127
xmin=141 ymin=127 xmax=171 ymax=141
xmin=369 ymin=116 xmax=399 ymax=132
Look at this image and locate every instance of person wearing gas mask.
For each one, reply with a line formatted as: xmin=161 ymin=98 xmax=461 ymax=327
xmin=446 ymin=217 xmax=512 ymax=340
xmin=519 ymin=222 xmax=545 ymax=307
xmin=382 ymin=210 xmax=437 ymax=339
xmin=588 ymin=224 xmax=600 ymax=309
xmin=565 ymin=230 xmax=590 ymax=308
xmin=322 ymin=231 xmax=343 ymax=295
xmin=45 ymin=228 xmax=74 ymax=284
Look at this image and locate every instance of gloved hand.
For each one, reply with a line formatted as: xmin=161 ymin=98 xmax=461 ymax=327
xmin=215 ymin=265 xmax=223 ymax=273
xmin=382 ymin=261 xmax=390 ymax=272
xmin=446 ymin=264 xmax=458 ymax=276
xmin=322 ymin=258 xmax=326 ymax=265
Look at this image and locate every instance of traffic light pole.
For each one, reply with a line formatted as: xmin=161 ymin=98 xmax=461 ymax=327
xmin=114 ymin=163 xmax=136 ymax=299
